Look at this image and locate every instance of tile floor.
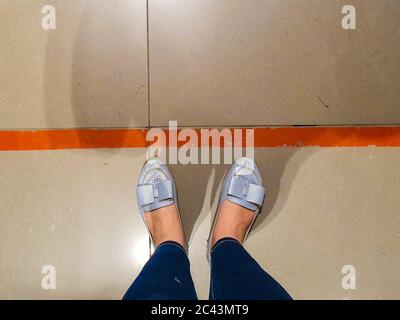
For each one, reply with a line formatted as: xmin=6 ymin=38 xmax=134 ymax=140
xmin=149 ymin=0 xmax=400 ymax=126
xmin=0 ymin=0 xmax=399 ymax=299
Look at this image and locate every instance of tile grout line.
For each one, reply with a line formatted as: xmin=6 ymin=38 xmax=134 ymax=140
xmin=2 ymin=123 xmax=400 ymax=132
xmin=149 ymin=123 xmax=400 ymax=129
xmin=146 ymin=0 xmax=151 ymax=130
xmin=146 ymin=0 xmax=152 ymax=256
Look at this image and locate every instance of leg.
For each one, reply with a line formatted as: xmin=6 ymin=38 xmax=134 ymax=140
xmin=210 ymin=237 xmax=291 ymax=300
xmin=123 ymin=241 xmax=197 ymax=300
xmin=124 ymin=159 xmax=197 ymax=300
xmin=208 ymin=158 xmax=292 ymax=300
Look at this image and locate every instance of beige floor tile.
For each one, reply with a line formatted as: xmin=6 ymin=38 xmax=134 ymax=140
xmin=0 ymin=149 xmax=149 ymax=299
xmin=1 ymin=147 xmax=399 ymax=299
xmin=173 ymin=148 xmax=400 ymax=299
xmin=149 ymin=0 xmax=400 ymax=126
xmin=0 ymin=0 xmax=148 ymax=129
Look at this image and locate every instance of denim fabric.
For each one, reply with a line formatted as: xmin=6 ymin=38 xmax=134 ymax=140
xmin=209 ymin=238 xmax=292 ymax=300
xmin=123 ymin=241 xmax=197 ymax=300
xmin=123 ymin=238 xmax=291 ymax=300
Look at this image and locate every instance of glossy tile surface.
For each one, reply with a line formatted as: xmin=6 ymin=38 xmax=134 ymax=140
xmin=0 ymin=149 xmax=149 ymax=299
xmin=0 ymin=0 xmax=148 ymax=129
xmin=173 ymin=148 xmax=400 ymax=299
xmin=149 ymin=0 xmax=400 ymax=126
xmin=1 ymin=148 xmax=399 ymax=299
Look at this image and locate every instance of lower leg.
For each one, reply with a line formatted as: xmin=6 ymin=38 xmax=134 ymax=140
xmin=123 ymin=204 xmax=196 ymax=300
xmin=123 ymin=240 xmax=197 ymax=300
xmin=211 ymin=200 xmax=255 ymax=246
xmin=210 ymin=238 xmax=291 ymax=300
xmin=144 ymin=204 xmax=187 ymax=251
xmin=210 ymin=200 xmax=291 ymax=300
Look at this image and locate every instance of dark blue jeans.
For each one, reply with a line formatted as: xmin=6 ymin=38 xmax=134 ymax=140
xmin=123 ymin=238 xmax=292 ymax=300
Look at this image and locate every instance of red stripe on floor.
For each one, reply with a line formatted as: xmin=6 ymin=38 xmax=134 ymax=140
xmin=254 ymin=127 xmax=400 ymax=147
xmin=0 ymin=129 xmax=148 ymax=151
xmin=0 ymin=127 xmax=399 ymax=151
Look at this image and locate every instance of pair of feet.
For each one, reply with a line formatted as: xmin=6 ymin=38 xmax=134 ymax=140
xmin=145 ymin=199 xmax=255 ymax=251
xmin=137 ymin=157 xmax=265 ymax=253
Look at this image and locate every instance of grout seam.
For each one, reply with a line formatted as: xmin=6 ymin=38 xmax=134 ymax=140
xmin=1 ymin=123 xmax=400 ymax=132
xmin=146 ymin=0 xmax=151 ymax=129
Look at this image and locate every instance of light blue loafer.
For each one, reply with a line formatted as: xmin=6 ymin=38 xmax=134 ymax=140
xmin=207 ymin=157 xmax=266 ymax=261
xmin=136 ymin=158 xmax=184 ymax=251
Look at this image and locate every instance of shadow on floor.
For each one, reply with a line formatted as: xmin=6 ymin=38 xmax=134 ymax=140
xmin=44 ymin=0 xmax=147 ymax=155
xmin=170 ymin=149 xmax=312 ymax=243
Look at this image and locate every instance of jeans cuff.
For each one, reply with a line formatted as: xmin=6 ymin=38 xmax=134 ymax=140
xmin=157 ymin=240 xmax=187 ymax=255
xmin=211 ymin=237 xmax=241 ymax=253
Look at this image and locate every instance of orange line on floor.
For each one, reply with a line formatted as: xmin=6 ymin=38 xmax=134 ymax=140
xmin=253 ymin=127 xmax=400 ymax=147
xmin=0 ymin=129 xmax=148 ymax=151
xmin=0 ymin=127 xmax=399 ymax=151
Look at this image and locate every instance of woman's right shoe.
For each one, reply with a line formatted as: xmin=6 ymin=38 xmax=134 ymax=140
xmin=206 ymin=157 xmax=266 ymax=262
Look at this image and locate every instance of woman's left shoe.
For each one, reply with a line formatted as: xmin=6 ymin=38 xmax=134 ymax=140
xmin=136 ymin=158 xmax=186 ymax=251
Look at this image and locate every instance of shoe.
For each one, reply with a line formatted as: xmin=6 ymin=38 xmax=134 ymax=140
xmin=136 ymin=158 xmax=185 ymax=251
xmin=206 ymin=157 xmax=265 ymax=261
